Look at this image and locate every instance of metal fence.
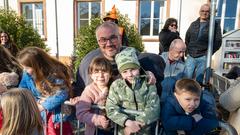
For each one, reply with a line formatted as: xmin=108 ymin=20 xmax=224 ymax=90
xmin=48 ymin=101 xmax=238 ymax=135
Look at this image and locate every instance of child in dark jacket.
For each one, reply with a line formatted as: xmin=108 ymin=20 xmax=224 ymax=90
xmin=161 ymin=78 xmax=218 ymax=135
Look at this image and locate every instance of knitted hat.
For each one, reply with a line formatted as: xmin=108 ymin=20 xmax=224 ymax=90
xmin=103 ymin=5 xmax=118 ymax=21
xmin=0 ymin=72 xmax=19 ymax=88
xmin=115 ymin=47 xmax=140 ymax=73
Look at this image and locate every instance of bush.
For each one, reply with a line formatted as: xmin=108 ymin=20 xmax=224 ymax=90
xmin=74 ymin=10 xmax=144 ymax=72
xmin=0 ymin=9 xmax=46 ymax=50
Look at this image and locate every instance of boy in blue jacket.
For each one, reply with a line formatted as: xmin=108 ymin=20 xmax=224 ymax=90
xmin=161 ymin=78 xmax=218 ymax=135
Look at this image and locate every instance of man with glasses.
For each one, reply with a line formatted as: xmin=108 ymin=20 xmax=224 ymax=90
xmin=185 ymin=3 xmax=222 ymax=85
xmin=160 ymin=39 xmax=187 ymax=102
xmin=73 ymin=21 xmax=165 ymax=96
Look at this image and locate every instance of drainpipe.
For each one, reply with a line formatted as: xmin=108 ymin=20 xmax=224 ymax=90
xmin=178 ymin=0 xmax=182 ymax=33
xmin=204 ymin=0 xmax=216 ymax=85
xmin=4 ymin=0 xmax=9 ymax=10
xmin=55 ymin=0 xmax=59 ymax=59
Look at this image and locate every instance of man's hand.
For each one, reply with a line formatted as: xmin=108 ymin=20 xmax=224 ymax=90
xmin=146 ymin=71 xmax=156 ymax=85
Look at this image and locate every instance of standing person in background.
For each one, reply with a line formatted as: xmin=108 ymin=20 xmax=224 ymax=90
xmin=158 ymin=18 xmax=180 ymax=54
xmin=18 ymin=47 xmax=73 ymax=135
xmin=0 ymin=88 xmax=43 ymax=135
xmin=185 ymin=3 xmax=222 ymax=85
xmin=0 ymin=31 xmax=18 ymax=57
xmin=103 ymin=5 xmax=128 ymax=46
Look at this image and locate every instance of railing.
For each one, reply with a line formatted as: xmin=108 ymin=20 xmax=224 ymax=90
xmin=219 ymin=121 xmax=238 ymax=135
xmin=46 ymin=101 xmax=238 ymax=135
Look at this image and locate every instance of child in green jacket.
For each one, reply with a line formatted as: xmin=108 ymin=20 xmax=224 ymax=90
xmin=106 ymin=47 xmax=160 ymax=135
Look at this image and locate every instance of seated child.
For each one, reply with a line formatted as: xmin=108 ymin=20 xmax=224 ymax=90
xmin=106 ymin=47 xmax=160 ymax=135
xmin=161 ymin=78 xmax=219 ymax=135
xmin=74 ymin=57 xmax=113 ymax=135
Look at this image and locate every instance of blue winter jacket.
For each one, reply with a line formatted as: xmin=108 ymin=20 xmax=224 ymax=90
xmin=161 ymin=94 xmax=219 ymax=135
xmin=19 ymin=71 xmax=69 ymax=123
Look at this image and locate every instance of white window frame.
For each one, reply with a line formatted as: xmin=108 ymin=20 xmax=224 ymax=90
xmin=77 ymin=1 xmax=101 ymax=29
xmin=139 ymin=0 xmax=165 ymax=38
xmin=21 ymin=2 xmax=44 ymax=38
xmin=216 ymin=0 xmax=239 ymax=33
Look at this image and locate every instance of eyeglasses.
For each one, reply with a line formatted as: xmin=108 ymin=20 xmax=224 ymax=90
xmin=98 ymin=35 xmax=119 ymax=45
xmin=170 ymin=24 xmax=177 ymax=27
xmin=200 ymin=10 xmax=209 ymax=13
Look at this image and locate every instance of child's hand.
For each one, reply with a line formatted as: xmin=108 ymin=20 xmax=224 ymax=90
xmin=97 ymin=115 xmax=109 ymax=129
xmin=124 ymin=127 xmax=133 ymax=135
xmin=69 ymin=97 xmax=81 ymax=106
xmin=146 ymin=71 xmax=156 ymax=85
xmin=124 ymin=120 xmax=144 ymax=133
xmin=192 ymin=114 xmax=203 ymax=122
xmin=39 ymin=97 xmax=47 ymax=103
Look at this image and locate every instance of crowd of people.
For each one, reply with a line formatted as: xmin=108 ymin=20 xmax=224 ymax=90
xmin=1 ymin=2 xmax=239 ymax=135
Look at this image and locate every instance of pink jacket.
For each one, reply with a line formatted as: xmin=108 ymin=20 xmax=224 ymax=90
xmin=76 ymin=82 xmax=108 ymax=135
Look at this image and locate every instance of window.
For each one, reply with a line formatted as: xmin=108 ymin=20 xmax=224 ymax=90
xmin=216 ymin=0 xmax=238 ymax=33
xmin=139 ymin=0 xmax=164 ymax=36
xmin=77 ymin=1 xmax=101 ymax=30
xmin=21 ymin=2 xmax=45 ymax=37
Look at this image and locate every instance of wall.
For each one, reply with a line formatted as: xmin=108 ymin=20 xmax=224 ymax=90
xmin=46 ymin=0 xmax=74 ymax=57
xmin=0 ymin=0 xmax=208 ymax=56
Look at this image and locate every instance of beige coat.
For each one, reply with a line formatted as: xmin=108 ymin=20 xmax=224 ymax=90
xmin=219 ymin=79 xmax=240 ymax=134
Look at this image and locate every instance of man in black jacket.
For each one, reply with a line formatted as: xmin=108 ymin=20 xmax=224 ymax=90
xmin=185 ymin=3 xmax=222 ymax=85
xmin=73 ymin=22 xmax=165 ymax=97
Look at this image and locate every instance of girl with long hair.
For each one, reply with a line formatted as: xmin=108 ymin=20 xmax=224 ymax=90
xmin=0 ymin=88 xmax=43 ymax=135
xmin=17 ymin=47 xmax=73 ymax=135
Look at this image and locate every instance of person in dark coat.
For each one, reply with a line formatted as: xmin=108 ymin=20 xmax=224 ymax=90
xmin=158 ymin=18 xmax=181 ymax=54
xmin=161 ymin=78 xmax=219 ymax=135
xmin=73 ymin=22 xmax=165 ymax=97
xmin=185 ymin=4 xmax=222 ymax=85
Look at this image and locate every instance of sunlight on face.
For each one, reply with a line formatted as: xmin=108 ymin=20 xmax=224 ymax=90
xmin=120 ymin=68 xmax=140 ymax=84
xmin=22 ymin=65 xmax=34 ymax=76
xmin=96 ymin=27 xmax=121 ymax=61
xmin=174 ymin=91 xmax=200 ymax=113
xmin=90 ymin=70 xmax=111 ymax=87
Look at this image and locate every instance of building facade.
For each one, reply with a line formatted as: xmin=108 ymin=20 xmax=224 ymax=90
xmin=0 ymin=0 xmax=239 ymax=59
